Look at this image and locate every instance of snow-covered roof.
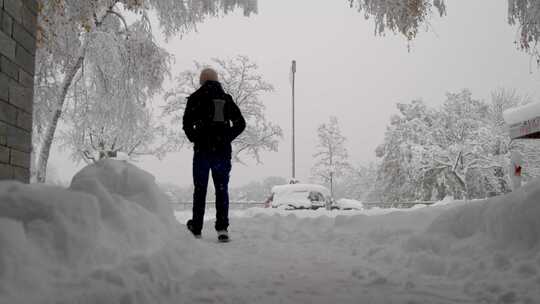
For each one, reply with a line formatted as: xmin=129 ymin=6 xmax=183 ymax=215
xmin=503 ymin=102 xmax=540 ymax=125
xmin=271 ymin=183 xmax=331 ymax=197
xmin=503 ymin=102 xmax=540 ymax=139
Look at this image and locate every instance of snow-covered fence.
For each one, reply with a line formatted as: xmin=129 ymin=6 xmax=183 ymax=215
xmin=0 ymin=0 xmax=37 ymax=182
xmin=363 ymin=201 xmax=436 ymax=209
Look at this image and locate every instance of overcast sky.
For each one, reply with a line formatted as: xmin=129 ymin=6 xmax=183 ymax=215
xmin=51 ymin=0 xmax=540 ymax=187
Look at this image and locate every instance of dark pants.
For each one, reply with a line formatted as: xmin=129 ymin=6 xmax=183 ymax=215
xmin=191 ymin=151 xmax=232 ymax=234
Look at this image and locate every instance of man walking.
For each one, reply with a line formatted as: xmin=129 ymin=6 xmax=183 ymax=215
xmin=183 ymin=68 xmax=246 ymax=242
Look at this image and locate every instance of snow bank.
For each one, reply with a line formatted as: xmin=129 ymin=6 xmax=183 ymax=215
xmin=0 ymin=160 xmax=218 ymax=304
xmin=429 ymin=178 xmax=540 ymax=249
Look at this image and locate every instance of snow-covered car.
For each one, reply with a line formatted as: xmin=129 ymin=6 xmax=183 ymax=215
xmin=336 ymin=198 xmax=364 ymax=210
xmin=268 ymin=184 xmax=333 ymax=210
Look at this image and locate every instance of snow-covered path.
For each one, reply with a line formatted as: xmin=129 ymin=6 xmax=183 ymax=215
xmin=189 ymin=215 xmax=467 ymax=304
xmin=176 ymin=206 xmax=534 ymax=304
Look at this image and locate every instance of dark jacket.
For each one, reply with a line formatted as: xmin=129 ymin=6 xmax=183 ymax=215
xmin=183 ymin=81 xmax=246 ymax=157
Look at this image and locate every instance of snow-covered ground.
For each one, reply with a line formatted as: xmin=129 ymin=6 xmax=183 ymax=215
xmin=2 ymin=160 xmax=540 ymax=303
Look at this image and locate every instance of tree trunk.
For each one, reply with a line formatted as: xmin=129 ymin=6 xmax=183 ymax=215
xmin=330 ymin=172 xmax=334 ymax=197
xmin=450 ymin=170 xmax=467 ymax=199
xmin=35 ymin=55 xmax=85 ymax=183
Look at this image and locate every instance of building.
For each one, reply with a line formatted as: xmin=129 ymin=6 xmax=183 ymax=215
xmin=0 ymin=0 xmax=37 ymax=182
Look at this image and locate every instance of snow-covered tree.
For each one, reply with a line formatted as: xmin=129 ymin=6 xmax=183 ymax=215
xmin=336 ymin=163 xmax=378 ymax=201
xmin=232 ymin=181 xmax=264 ymax=202
xmin=311 ymin=116 xmax=350 ymax=196
xmin=425 ymin=90 xmax=502 ymax=199
xmin=159 ymin=183 xmax=194 ymax=204
xmin=33 ymin=0 xmax=259 ymax=183
xmin=163 ymin=55 xmax=282 ymax=163
xmin=229 ymin=176 xmax=287 ymax=202
xmin=351 ymin=0 xmax=540 ymax=62
xmin=58 ymin=18 xmax=170 ymax=164
xmin=261 ymin=176 xmax=288 ymax=195
xmin=373 ymin=89 xmax=539 ymax=202
xmin=378 ymin=92 xmax=508 ymax=201
xmin=508 ymin=0 xmax=540 ymax=64
xmin=60 ymin=100 xmax=167 ymax=163
xmin=350 ymin=0 xmax=446 ymax=41
xmin=373 ymin=100 xmax=436 ymax=202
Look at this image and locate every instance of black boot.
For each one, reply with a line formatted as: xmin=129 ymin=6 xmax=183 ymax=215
xmin=186 ymin=220 xmax=201 ymax=239
xmin=217 ymin=230 xmax=229 ymax=243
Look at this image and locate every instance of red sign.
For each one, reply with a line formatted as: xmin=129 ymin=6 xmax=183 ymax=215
xmin=515 ymin=166 xmax=522 ymax=177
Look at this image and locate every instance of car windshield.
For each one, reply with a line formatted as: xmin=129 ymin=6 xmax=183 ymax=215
xmin=274 ymin=191 xmax=310 ymax=205
xmin=308 ymin=191 xmax=324 ymax=202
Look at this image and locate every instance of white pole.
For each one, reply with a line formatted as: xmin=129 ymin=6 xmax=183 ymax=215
xmin=291 ymin=60 xmax=296 ymax=180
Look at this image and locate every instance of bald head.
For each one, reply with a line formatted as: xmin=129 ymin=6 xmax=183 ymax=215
xmin=199 ymin=68 xmax=219 ymax=85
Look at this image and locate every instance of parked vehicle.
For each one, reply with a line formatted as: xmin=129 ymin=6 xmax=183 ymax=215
xmin=267 ymin=184 xmax=333 ymax=210
xmin=336 ymin=198 xmax=364 ymax=210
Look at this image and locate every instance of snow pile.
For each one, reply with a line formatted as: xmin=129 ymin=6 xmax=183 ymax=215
xmin=431 ymin=195 xmax=456 ymax=206
xmin=0 ymin=160 xmax=221 ymax=304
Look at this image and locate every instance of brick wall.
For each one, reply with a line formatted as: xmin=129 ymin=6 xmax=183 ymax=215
xmin=0 ymin=0 xmax=37 ymax=182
